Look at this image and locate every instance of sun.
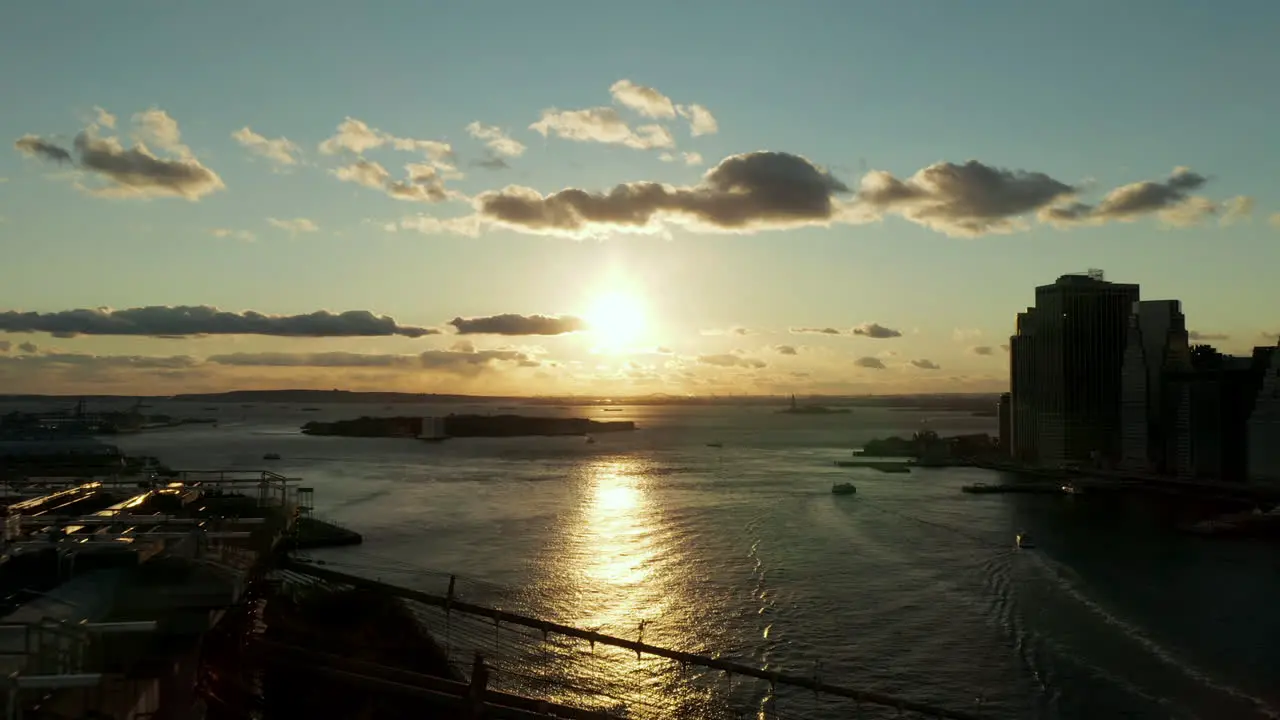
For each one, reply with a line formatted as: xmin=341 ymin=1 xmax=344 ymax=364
xmin=585 ymin=291 xmax=647 ymax=352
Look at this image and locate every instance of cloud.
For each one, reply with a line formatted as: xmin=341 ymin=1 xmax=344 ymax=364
xmin=1039 ymin=167 xmax=1222 ymax=229
xmin=0 ymin=306 xmax=438 ymax=338
xmin=852 ymin=322 xmax=901 ymax=339
xmin=854 ymin=356 xmax=886 ymax=370
xmin=530 ymin=107 xmax=674 ymax=150
xmin=910 ymin=359 xmax=941 ymax=370
xmin=677 ymin=104 xmax=718 ymax=136
xmin=773 ymin=345 xmax=798 ymax=355
xmin=701 ymin=326 xmax=753 ymax=337
xmin=0 ymin=352 xmax=200 ymax=370
xmin=331 ymin=159 xmax=449 ymax=203
xmin=477 ymin=151 xmax=849 ymax=238
xmin=790 ymin=327 xmax=842 ymax=335
xmin=17 ymin=342 xmax=37 ymax=354
xmin=93 ymin=107 xmax=116 ymax=129
xmin=0 ymin=341 xmax=8 ymax=352
xmin=1220 ymin=196 xmax=1254 ymax=226
xmin=14 ymin=135 xmax=73 ymax=163
xmin=1001 ymin=343 xmax=1011 ymax=353
xmin=969 ymin=345 xmax=995 ymax=356
xmin=268 ymin=217 xmax=319 ymax=235
xmin=232 ymin=126 xmax=301 ymax=166
xmin=395 ymin=213 xmax=482 ymax=236
xmin=609 ymin=80 xmax=677 ymax=119
xmin=1188 ymin=331 xmax=1229 ymax=341
xmin=448 ymin=314 xmax=586 ymax=336
xmin=207 ymin=349 xmax=536 ymax=375
xmin=318 ymin=117 xmax=453 ymax=164
xmin=697 ymin=353 xmax=766 ymax=369
xmin=858 ymin=160 xmax=1077 ymax=237
xmin=210 ymin=228 xmax=256 ymax=242
xmin=953 ymin=328 xmax=983 ymax=342
xmin=1270 ymin=213 xmax=1280 ymax=230
xmin=465 ymin=121 xmax=526 ymax=159
xmin=660 ymin=151 xmax=704 ymax=166
xmin=473 ymin=156 xmax=511 ymax=170
xmin=15 ymin=109 xmax=224 ymax=200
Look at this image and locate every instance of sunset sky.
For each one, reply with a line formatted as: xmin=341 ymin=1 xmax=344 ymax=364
xmin=2 ymin=0 xmax=1278 ymax=396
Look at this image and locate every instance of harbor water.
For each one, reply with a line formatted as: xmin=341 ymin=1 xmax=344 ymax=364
xmin=67 ymin=401 xmax=1280 ymax=719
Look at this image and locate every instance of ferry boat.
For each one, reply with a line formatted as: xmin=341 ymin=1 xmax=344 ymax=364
xmin=1016 ymin=533 xmax=1035 ymax=549
xmin=263 ymin=453 xmax=281 ymax=461
xmin=831 ymin=482 xmax=857 ymax=495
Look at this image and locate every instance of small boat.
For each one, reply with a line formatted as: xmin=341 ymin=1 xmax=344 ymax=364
xmin=585 ymin=436 xmax=596 ymax=445
xmin=263 ymin=453 xmax=281 ymax=461
xmin=706 ymin=442 xmax=723 ymax=448
xmin=1016 ymin=533 xmax=1034 ymax=549
xmin=831 ymin=482 xmax=856 ymax=495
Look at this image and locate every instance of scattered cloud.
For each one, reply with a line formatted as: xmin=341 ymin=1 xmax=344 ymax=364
xmin=790 ymin=327 xmax=841 ymax=335
xmin=1189 ymin=331 xmax=1229 ymax=342
xmin=530 ymin=107 xmax=674 ymax=150
xmin=92 ymin=107 xmax=116 ymax=129
xmin=14 ymin=135 xmax=73 ymax=163
xmin=465 ymin=122 xmax=526 ymax=159
xmin=318 ymin=117 xmax=453 ymax=165
xmin=910 ymin=359 xmax=941 ymax=370
xmin=1269 ymin=213 xmax=1280 ymax=230
xmin=18 ymin=342 xmax=37 ymax=353
xmin=268 ymin=217 xmax=319 ymax=235
xmin=697 ymin=353 xmax=766 ymax=369
xmin=677 ymin=104 xmax=718 ymax=136
xmin=14 ymin=109 xmax=224 ymax=200
xmin=1001 ymin=344 xmax=1011 ymax=353
xmin=953 ymin=328 xmax=983 ymax=342
xmin=969 ymin=345 xmax=995 ymax=356
xmin=660 ymin=151 xmax=704 ymax=166
xmin=0 ymin=341 xmax=8 ymax=352
xmin=448 ymin=314 xmax=586 ymax=336
xmin=210 ymin=228 xmax=256 ymax=242
xmin=395 ymin=213 xmax=482 ymax=236
xmin=207 ymin=349 xmax=536 ymax=375
xmin=773 ymin=345 xmax=798 ymax=355
xmin=0 ymin=305 xmax=439 ymax=339
xmin=701 ymin=326 xmax=754 ymax=337
xmin=1220 ymin=196 xmax=1254 ymax=226
xmin=0 ymin=352 xmax=200 ymax=370
xmin=231 ymin=126 xmax=301 ymax=166
xmin=1039 ymin=167 xmax=1222 ymax=229
xmin=854 ymin=356 xmax=886 ymax=370
xmin=852 ymin=322 xmax=901 ymax=339
xmin=477 ymin=151 xmax=848 ymax=238
xmin=331 ymin=159 xmax=450 ymax=203
xmin=610 ymin=80 xmax=677 ymax=119
xmin=858 ymin=160 xmax=1076 ymax=237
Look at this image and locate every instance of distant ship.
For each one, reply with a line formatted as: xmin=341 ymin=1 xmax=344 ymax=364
xmin=776 ymin=394 xmax=850 ymax=415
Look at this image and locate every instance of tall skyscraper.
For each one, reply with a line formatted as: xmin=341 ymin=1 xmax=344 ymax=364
xmin=1009 ymin=271 xmax=1139 ymax=467
xmin=1119 ymin=300 xmax=1189 ymax=473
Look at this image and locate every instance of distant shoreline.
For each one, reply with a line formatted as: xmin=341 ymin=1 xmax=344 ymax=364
xmin=0 ymin=389 xmax=1002 ymax=413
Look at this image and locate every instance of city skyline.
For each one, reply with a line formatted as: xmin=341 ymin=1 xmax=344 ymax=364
xmin=3 ymin=0 xmax=1279 ymax=395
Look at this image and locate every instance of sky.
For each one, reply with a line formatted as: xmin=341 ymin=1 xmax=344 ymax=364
xmin=2 ymin=0 xmax=1278 ymax=397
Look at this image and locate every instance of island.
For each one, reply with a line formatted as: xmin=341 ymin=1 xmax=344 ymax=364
xmin=300 ymin=414 xmax=636 ymax=439
xmin=857 ymin=429 xmax=997 ymax=462
xmin=775 ymin=394 xmax=851 ymax=415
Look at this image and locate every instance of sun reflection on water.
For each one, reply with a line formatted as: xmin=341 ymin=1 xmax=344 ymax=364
xmin=575 ymin=459 xmax=664 ymax=624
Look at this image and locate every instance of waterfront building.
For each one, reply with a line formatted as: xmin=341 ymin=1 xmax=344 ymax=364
xmin=1118 ymin=300 xmax=1190 ymax=473
xmin=997 ymin=392 xmax=1011 ymax=456
xmin=1008 ymin=271 xmax=1139 ymax=467
xmin=1247 ymin=340 xmax=1280 ymax=482
xmin=1168 ymin=345 xmax=1275 ymax=481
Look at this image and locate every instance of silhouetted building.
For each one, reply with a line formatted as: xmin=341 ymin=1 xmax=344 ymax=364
xmin=997 ymin=392 xmax=1011 ymax=455
xmin=1009 ymin=271 xmax=1139 ymax=467
xmin=1168 ymin=346 xmax=1269 ymax=481
xmin=1118 ymin=300 xmax=1190 ymax=473
xmin=1247 ymin=340 xmax=1280 ymax=482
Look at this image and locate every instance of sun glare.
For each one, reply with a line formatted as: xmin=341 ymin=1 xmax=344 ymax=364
xmin=585 ymin=291 xmax=647 ymax=352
